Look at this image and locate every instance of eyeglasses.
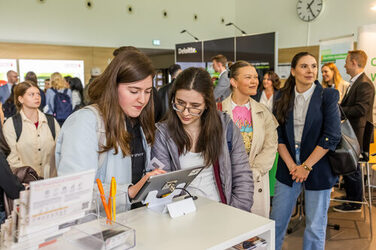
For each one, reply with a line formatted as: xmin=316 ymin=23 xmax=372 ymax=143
xmin=172 ymin=103 xmax=204 ymax=117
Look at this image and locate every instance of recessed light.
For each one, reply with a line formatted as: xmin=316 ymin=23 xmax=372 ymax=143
xmin=371 ymin=5 xmax=376 ymax=11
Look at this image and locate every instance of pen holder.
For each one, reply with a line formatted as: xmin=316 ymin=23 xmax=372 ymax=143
xmin=92 ymin=184 xmax=129 ymax=223
xmin=63 ymin=213 xmax=135 ymax=250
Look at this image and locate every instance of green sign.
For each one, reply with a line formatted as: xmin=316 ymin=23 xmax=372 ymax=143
xmin=321 ymin=53 xmax=348 ymax=63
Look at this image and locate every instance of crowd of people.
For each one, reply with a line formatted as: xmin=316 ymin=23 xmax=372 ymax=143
xmin=0 ymin=47 xmax=374 ymax=250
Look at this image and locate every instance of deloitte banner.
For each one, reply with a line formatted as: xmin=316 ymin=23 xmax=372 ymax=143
xmin=319 ymin=36 xmax=354 ymax=82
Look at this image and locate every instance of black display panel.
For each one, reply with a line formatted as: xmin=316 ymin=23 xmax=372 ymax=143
xmin=203 ymin=38 xmax=235 ymax=62
xmin=176 ymin=42 xmax=203 ymax=62
xmin=236 ymin=32 xmax=275 ymax=71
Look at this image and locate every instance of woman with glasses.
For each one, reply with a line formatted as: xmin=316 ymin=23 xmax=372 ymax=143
xmin=219 ymin=61 xmax=278 ymax=217
xmin=151 ymin=67 xmax=254 ymax=211
xmin=270 ymin=52 xmax=341 ymax=250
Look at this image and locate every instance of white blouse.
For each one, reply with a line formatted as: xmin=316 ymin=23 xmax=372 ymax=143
xmin=179 ymin=151 xmax=220 ymax=202
xmin=259 ymin=90 xmax=274 ymax=112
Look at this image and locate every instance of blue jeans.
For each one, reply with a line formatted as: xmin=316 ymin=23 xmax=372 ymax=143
xmin=270 ymin=143 xmax=331 ymax=250
xmin=271 ymin=181 xmax=331 ymax=250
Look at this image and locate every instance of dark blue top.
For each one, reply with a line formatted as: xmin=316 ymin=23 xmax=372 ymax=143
xmin=274 ymin=81 xmax=341 ymax=190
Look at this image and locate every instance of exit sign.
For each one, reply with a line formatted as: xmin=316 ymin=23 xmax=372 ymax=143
xmin=152 ymin=40 xmax=161 ymax=46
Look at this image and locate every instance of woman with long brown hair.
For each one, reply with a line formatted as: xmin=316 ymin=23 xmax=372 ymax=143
xmin=321 ymin=62 xmax=349 ymax=103
xmin=270 ymin=52 xmax=341 ymax=250
xmin=151 ymin=67 xmax=254 ymax=211
xmin=253 ymin=70 xmax=281 ymax=112
xmin=56 ymin=49 xmax=165 ymax=204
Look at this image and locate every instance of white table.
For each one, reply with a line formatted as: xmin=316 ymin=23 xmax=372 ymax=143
xmin=118 ymin=197 xmax=275 ymax=250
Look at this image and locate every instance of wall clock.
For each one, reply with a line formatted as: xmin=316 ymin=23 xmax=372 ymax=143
xmin=297 ymin=0 xmax=323 ymax=22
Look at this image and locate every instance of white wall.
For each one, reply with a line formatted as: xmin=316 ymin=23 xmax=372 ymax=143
xmin=235 ymin=0 xmax=376 ymax=48
xmin=0 ymin=0 xmax=235 ymax=49
xmin=2 ymin=0 xmax=376 ymax=50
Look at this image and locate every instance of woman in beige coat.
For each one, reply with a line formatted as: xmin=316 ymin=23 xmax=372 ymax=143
xmin=3 ymin=81 xmax=60 ymax=177
xmin=220 ymin=61 xmax=278 ymax=217
xmin=321 ymin=62 xmax=349 ymax=103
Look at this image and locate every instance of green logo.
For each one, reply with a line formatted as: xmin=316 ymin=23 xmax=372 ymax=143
xmin=371 ymin=58 xmax=376 ymax=66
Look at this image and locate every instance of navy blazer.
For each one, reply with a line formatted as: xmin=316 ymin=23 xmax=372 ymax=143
xmin=275 ymin=82 xmax=341 ymax=190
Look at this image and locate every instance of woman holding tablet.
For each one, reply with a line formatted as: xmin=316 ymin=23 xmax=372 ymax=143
xmin=151 ymin=67 xmax=254 ymax=211
xmin=56 ymin=48 xmax=165 ymax=205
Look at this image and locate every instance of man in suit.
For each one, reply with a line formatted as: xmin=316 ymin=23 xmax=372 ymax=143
xmin=212 ymin=54 xmax=231 ymax=102
xmin=0 ymin=70 xmax=18 ymax=104
xmin=333 ymin=50 xmax=375 ymax=212
xmin=157 ymin=64 xmax=182 ymax=119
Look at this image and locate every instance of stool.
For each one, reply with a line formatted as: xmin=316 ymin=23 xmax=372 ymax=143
xmin=331 ymin=155 xmax=373 ymax=239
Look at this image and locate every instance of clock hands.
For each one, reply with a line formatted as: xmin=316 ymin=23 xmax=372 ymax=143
xmin=306 ymin=0 xmax=317 ymax=18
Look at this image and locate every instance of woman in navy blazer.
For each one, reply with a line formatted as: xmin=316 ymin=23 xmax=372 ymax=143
xmin=270 ymin=52 xmax=341 ymax=250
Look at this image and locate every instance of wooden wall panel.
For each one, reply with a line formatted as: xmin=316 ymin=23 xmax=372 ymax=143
xmin=278 ymin=45 xmax=320 ymax=63
xmin=0 ymin=42 xmax=116 ymax=84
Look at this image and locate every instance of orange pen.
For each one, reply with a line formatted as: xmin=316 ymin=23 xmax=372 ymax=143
xmin=96 ymin=179 xmax=112 ymax=223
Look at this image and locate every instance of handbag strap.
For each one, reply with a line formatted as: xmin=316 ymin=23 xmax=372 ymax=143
xmin=321 ymin=88 xmax=346 ymax=121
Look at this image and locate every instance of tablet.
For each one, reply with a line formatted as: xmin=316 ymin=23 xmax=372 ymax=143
xmin=132 ymin=166 xmax=205 ymax=203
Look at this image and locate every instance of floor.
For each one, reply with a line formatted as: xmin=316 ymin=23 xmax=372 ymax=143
xmin=283 ymin=188 xmax=376 ymax=250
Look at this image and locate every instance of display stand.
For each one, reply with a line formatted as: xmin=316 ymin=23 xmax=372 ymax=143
xmin=142 ymin=183 xmax=190 ymax=214
xmin=1 ymin=212 xmax=135 ymax=250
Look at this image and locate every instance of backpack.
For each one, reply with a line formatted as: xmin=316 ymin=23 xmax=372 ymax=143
xmin=12 ymin=113 xmax=56 ymax=142
xmin=52 ymin=89 xmax=72 ymax=122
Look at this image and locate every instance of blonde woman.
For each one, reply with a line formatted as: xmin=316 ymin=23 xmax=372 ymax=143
xmin=3 ymin=81 xmax=60 ymax=177
xmin=321 ymin=62 xmax=350 ymax=103
xmin=45 ymin=72 xmax=72 ymax=125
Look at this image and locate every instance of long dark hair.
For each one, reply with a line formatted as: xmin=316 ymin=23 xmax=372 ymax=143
xmin=274 ymin=52 xmax=315 ymax=124
xmin=261 ymin=70 xmax=281 ymax=91
xmin=167 ymin=67 xmax=222 ymax=166
xmin=69 ymin=77 xmax=84 ymax=106
xmin=88 ymin=48 xmax=155 ymax=156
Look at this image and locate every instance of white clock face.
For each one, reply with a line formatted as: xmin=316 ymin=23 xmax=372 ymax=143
xmin=297 ymin=0 xmax=323 ymax=22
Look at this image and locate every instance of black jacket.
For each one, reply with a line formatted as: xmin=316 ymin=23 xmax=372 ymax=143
xmin=341 ymin=73 xmax=375 ymax=151
xmin=0 ymin=151 xmax=24 ymax=212
xmin=157 ymin=80 xmax=174 ymax=120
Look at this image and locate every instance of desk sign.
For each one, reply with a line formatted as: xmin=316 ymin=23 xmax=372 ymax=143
xmin=167 ymin=197 xmax=196 ymax=218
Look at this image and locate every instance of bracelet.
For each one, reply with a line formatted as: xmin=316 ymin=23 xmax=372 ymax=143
xmin=302 ymin=162 xmax=312 ymax=172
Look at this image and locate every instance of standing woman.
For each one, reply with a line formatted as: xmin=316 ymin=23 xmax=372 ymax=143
xmin=56 ymin=49 xmax=165 ymax=205
xmin=45 ymin=72 xmax=73 ymax=125
xmin=220 ymin=61 xmax=278 ymax=217
xmin=69 ymin=77 xmax=84 ymax=111
xmin=253 ymin=70 xmax=281 ymax=112
xmin=270 ymin=52 xmax=341 ymax=250
xmin=3 ymin=81 xmax=60 ymax=177
xmin=321 ymin=62 xmax=350 ymax=103
xmin=152 ymin=67 xmax=254 ymax=211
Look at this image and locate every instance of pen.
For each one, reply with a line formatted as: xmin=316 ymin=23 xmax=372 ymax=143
xmin=96 ymin=179 xmax=112 ymax=223
xmin=110 ymin=177 xmax=117 ymax=221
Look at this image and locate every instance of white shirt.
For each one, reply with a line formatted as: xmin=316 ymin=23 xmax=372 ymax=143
xmin=346 ymin=71 xmax=364 ymax=95
xmin=293 ymin=83 xmax=316 ymax=144
xmin=231 ymin=99 xmax=250 ymax=110
xmin=179 ymin=151 xmax=220 ymax=202
xmin=259 ymin=90 xmax=274 ymax=112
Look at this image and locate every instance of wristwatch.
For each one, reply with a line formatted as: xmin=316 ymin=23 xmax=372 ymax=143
xmin=302 ymin=162 xmax=312 ymax=172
